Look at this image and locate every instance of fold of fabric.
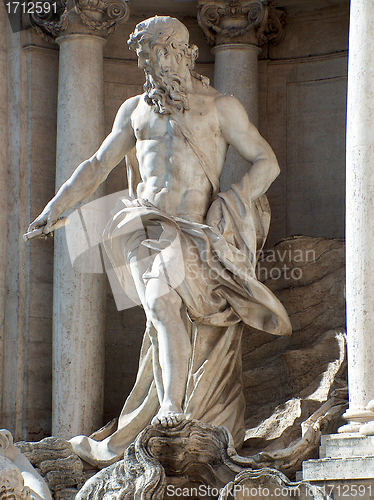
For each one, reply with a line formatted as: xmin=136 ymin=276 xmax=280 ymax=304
xmin=69 ymin=172 xmax=291 ymax=468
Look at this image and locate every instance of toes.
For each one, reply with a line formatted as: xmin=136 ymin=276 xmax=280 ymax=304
xmin=151 ymin=411 xmax=186 ymax=428
xmin=151 ymin=415 xmax=161 ymax=426
xmin=170 ymin=415 xmax=179 ymax=426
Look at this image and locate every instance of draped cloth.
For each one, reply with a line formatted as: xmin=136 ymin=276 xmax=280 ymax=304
xmin=69 ymin=171 xmax=292 ymax=469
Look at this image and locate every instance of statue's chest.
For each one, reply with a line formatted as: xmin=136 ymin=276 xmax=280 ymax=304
xmin=132 ymin=104 xmax=217 ymax=143
xmin=133 ymin=110 xmax=175 ymax=142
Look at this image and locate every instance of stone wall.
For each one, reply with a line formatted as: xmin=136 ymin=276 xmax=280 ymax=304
xmin=1 ymin=21 xmax=58 ymax=440
xmin=261 ymin=4 xmax=349 ymax=246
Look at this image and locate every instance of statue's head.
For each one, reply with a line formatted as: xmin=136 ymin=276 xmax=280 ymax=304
xmin=128 ymin=16 xmax=197 ymax=72
xmin=128 ymin=16 xmax=209 ymax=114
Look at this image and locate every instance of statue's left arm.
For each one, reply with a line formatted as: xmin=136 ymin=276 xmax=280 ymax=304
xmin=216 ymin=95 xmax=280 ymax=200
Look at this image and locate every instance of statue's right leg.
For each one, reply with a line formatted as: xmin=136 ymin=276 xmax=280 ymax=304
xmin=144 ymin=277 xmax=191 ymax=428
xmin=128 ymin=255 xmax=191 ymax=427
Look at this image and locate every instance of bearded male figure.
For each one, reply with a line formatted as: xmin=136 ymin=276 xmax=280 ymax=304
xmin=28 ymin=16 xmax=292 ymax=468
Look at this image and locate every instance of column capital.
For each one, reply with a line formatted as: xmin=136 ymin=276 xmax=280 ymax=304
xmin=26 ymin=0 xmax=130 ymax=43
xmin=197 ymin=0 xmax=285 ymax=47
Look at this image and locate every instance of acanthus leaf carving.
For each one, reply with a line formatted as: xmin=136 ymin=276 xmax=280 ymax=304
xmin=256 ymin=1 xmax=286 ymax=46
xmin=25 ymin=0 xmax=69 ymax=44
xmin=74 ymin=0 xmax=130 ymax=35
xmin=26 ymin=0 xmax=130 ymax=43
xmin=197 ymin=0 xmax=285 ymax=46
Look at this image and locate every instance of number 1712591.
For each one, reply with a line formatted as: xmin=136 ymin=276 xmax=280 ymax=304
xmin=5 ymin=2 xmax=58 ymax=14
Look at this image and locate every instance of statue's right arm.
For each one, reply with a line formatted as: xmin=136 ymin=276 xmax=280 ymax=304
xmin=28 ymin=96 xmax=140 ymax=234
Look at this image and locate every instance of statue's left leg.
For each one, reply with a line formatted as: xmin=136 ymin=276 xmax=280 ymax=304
xmin=145 ymin=277 xmax=192 ymax=428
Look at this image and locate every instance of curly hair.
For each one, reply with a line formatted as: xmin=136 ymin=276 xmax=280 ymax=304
xmin=128 ymin=16 xmax=209 ymax=114
xmin=128 ymin=16 xmax=198 ymax=72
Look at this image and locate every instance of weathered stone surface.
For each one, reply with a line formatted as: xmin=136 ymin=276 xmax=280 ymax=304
xmin=241 ymin=236 xmax=347 ymax=475
xmin=223 ymin=468 xmax=330 ymax=500
xmin=236 ymin=388 xmax=347 ymax=478
xmin=76 ymin=420 xmax=331 ymax=500
xmin=15 ymin=437 xmax=86 ymax=493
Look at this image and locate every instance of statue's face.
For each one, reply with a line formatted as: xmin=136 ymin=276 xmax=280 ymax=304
xmin=137 ymin=37 xmax=190 ymax=114
xmin=136 ymin=41 xmax=183 ymax=80
xmin=136 ymin=43 xmax=151 ymax=72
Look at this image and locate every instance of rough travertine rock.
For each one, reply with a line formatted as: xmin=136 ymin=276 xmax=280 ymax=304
xmin=15 ymin=437 xmax=85 ymax=496
xmin=76 ymin=420 xmax=331 ymax=500
xmin=241 ymin=236 xmax=347 ymax=475
xmin=221 ymin=468 xmax=329 ymax=500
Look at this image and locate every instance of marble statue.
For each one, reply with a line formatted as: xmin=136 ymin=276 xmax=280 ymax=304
xmin=28 ymin=16 xmax=292 ymax=468
xmin=0 ymin=429 xmax=52 ymax=500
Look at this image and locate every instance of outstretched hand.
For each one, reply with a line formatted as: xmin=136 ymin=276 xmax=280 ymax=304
xmin=24 ymin=205 xmax=66 ymax=241
xmin=28 ymin=204 xmax=60 ymax=233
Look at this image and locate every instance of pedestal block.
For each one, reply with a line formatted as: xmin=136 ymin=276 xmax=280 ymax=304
xmin=303 ymin=434 xmax=374 ymax=500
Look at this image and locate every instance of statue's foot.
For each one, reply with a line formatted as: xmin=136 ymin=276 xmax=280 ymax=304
xmin=151 ymin=405 xmax=186 ymax=428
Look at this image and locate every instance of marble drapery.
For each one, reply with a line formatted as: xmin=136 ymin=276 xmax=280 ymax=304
xmin=70 ymin=167 xmax=292 ymax=468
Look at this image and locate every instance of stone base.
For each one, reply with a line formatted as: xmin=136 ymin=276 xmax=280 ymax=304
xmin=302 ymin=434 xmax=374 ymax=500
xmin=1 ymin=422 xmax=337 ymax=499
xmin=76 ymin=420 xmax=331 ymax=499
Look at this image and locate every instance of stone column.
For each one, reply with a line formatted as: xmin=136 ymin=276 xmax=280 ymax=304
xmin=302 ymin=0 xmax=374 ymax=491
xmin=341 ymin=0 xmax=374 ymax=435
xmin=0 ymin=1 xmax=8 ymax=430
xmin=30 ymin=0 xmax=129 ymax=439
xmin=53 ymin=32 xmax=107 ymax=439
xmin=213 ymin=43 xmax=260 ymax=127
xmin=198 ymin=0 xmax=285 ymax=190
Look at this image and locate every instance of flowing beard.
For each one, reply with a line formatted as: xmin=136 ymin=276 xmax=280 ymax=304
xmin=143 ymin=68 xmax=189 ymax=115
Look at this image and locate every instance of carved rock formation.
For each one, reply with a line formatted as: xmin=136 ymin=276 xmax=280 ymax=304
xmin=1 ymin=237 xmax=345 ymax=496
xmin=15 ymin=437 xmax=86 ymax=498
xmin=76 ymin=420 xmax=331 ymax=500
xmin=241 ymin=236 xmax=347 ymax=476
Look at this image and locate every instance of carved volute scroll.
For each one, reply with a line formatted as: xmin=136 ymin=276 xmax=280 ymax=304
xmin=26 ymin=0 xmax=130 ymax=42
xmin=197 ymin=0 xmax=285 ymax=46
